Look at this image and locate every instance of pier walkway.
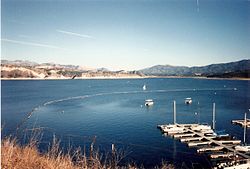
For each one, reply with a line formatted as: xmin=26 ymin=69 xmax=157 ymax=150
xmin=232 ymin=119 xmax=250 ymax=128
xmin=158 ymin=123 xmax=250 ymax=160
xmin=183 ymin=125 xmax=250 ymax=159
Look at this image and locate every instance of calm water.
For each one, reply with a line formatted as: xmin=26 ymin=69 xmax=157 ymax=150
xmin=1 ymin=78 xmax=250 ymax=168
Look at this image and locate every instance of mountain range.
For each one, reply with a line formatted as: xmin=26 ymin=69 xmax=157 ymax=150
xmin=0 ymin=60 xmax=142 ymax=79
xmin=1 ymin=59 xmax=249 ymax=79
xmin=139 ymin=59 xmax=250 ymax=78
xmin=1 ymin=60 xmax=92 ymax=71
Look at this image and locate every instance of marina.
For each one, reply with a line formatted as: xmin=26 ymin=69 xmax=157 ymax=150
xmin=157 ymin=101 xmax=250 ymax=168
xmin=158 ymin=123 xmax=250 ymax=167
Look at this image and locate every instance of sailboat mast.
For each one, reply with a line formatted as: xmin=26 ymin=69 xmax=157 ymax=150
xmin=212 ymin=103 xmax=216 ymax=130
xmin=173 ymin=100 xmax=176 ymax=124
xmin=243 ymin=112 xmax=246 ymax=144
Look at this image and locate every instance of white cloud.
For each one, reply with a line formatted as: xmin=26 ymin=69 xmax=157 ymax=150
xmin=56 ymin=29 xmax=94 ymax=39
xmin=1 ymin=38 xmax=68 ymax=50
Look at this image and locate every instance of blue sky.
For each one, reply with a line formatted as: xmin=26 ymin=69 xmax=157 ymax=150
xmin=1 ymin=0 xmax=249 ymax=70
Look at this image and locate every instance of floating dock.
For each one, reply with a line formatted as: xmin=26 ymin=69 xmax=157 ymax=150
xmin=197 ymin=146 xmax=224 ymax=153
xmin=180 ymin=136 xmax=216 ymax=143
xmin=158 ymin=101 xmax=250 ymax=168
xmin=157 ymin=123 xmax=250 ymax=161
xmin=232 ymin=119 xmax=250 ymax=128
xmin=210 ymin=152 xmax=236 ymax=159
xmin=173 ymin=133 xmax=196 ymax=138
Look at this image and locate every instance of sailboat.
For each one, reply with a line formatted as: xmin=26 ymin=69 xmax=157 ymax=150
xmin=143 ymin=84 xmax=146 ymax=91
xmin=234 ymin=112 xmax=250 ymax=152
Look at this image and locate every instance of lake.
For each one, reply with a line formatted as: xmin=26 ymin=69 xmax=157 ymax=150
xmin=1 ymin=78 xmax=250 ymax=168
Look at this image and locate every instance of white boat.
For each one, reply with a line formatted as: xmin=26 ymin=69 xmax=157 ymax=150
xmin=212 ymin=130 xmax=230 ymax=138
xmin=185 ymin=98 xmax=192 ymax=104
xmin=145 ymin=99 xmax=153 ymax=106
xmin=143 ymin=84 xmax=146 ymax=91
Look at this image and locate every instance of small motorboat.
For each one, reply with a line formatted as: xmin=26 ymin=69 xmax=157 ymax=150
xmin=145 ymin=99 xmax=154 ymax=106
xmin=185 ymin=98 xmax=192 ymax=104
xmin=213 ymin=130 xmax=230 ymax=138
xmin=143 ymin=84 xmax=146 ymax=91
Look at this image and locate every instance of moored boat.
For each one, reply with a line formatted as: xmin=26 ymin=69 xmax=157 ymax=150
xmin=185 ymin=98 xmax=192 ymax=104
xmin=145 ymin=99 xmax=154 ymax=106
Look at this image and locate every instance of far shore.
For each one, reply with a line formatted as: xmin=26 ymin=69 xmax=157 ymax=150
xmin=1 ymin=76 xmax=249 ymax=81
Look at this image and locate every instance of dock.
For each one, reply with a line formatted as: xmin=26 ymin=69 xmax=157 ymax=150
xmin=158 ymin=101 xmax=250 ymax=168
xmin=157 ymin=123 xmax=250 ymax=160
xmin=197 ymin=146 xmax=224 ymax=153
xmin=173 ymin=133 xmax=196 ymax=138
xmin=180 ymin=136 xmax=216 ymax=143
xmin=210 ymin=152 xmax=236 ymax=159
xmin=188 ymin=140 xmax=213 ymax=147
xmin=232 ymin=119 xmax=250 ymax=128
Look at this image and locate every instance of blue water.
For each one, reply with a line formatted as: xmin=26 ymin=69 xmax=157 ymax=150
xmin=1 ymin=78 xmax=250 ymax=168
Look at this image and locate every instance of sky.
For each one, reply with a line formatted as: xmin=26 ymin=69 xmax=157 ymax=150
xmin=1 ymin=0 xmax=250 ymax=70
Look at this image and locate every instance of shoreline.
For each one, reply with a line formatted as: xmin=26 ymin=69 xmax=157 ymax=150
xmin=1 ymin=76 xmax=249 ymax=81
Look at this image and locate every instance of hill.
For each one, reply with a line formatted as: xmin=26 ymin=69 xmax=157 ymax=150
xmin=1 ymin=60 xmax=143 ymax=79
xmin=139 ymin=59 xmax=250 ymax=78
xmin=1 ymin=59 xmax=249 ymax=79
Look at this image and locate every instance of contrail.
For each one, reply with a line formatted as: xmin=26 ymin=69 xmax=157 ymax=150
xmin=197 ymin=0 xmax=200 ymax=12
xmin=57 ymin=29 xmax=94 ymax=39
xmin=2 ymin=38 xmax=68 ymax=50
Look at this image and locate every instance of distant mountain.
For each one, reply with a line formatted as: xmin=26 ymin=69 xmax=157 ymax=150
xmin=139 ymin=65 xmax=190 ymax=76
xmin=1 ymin=60 xmax=93 ymax=71
xmin=1 ymin=59 xmax=143 ymax=79
xmin=207 ymin=70 xmax=250 ymax=78
xmin=96 ymin=67 xmax=110 ymax=72
xmin=139 ymin=59 xmax=250 ymax=78
xmin=1 ymin=59 xmax=249 ymax=79
xmin=1 ymin=60 xmax=39 ymax=67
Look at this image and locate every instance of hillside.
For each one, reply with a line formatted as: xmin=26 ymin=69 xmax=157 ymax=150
xmin=1 ymin=59 xmax=249 ymax=79
xmin=1 ymin=60 xmax=144 ymax=79
xmin=139 ymin=59 xmax=250 ymax=78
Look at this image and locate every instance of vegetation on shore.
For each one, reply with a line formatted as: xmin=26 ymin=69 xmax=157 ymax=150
xmin=1 ymin=135 xmax=174 ymax=169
